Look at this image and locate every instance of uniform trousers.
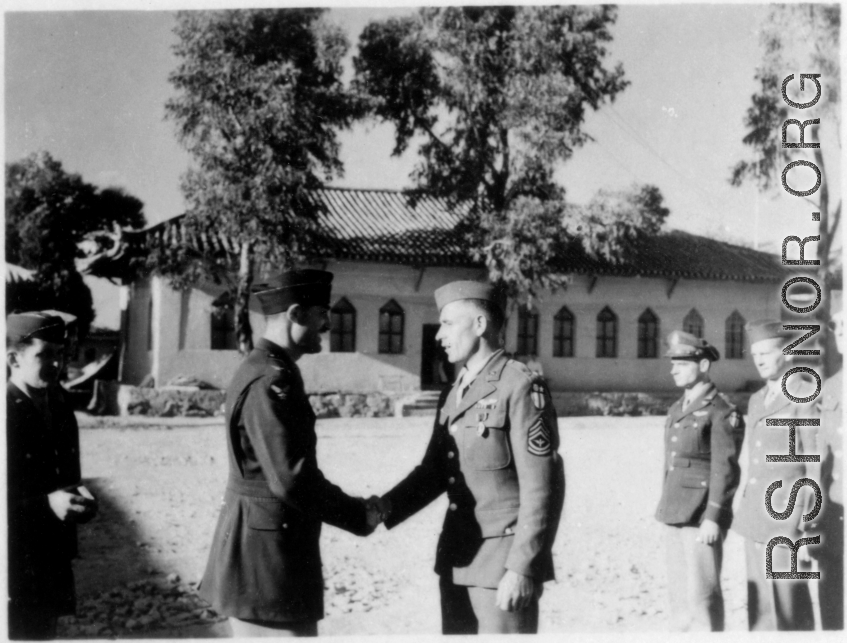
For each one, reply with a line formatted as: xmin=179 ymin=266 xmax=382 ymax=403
xmin=816 ymin=501 xmax=844 ymax=631
xmin=744 ymin=538 xmax=814 ymax=630
xmin=229 ymin=618 xmax=318 ymax=638
xmin=439 ymin=574 xmax=539 ymax=634
xmin=664 ymin=524 xmax=725 ymax=631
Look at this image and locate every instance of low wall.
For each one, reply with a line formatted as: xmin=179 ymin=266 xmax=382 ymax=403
xmin=552 ymin=391 xmax=754 ymax=417
xmin=93 ymin=382 xmax=754 ymax=418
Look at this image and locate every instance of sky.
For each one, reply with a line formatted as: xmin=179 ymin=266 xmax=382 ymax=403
xmin=3 ymin=2 xmax=842 ymax=326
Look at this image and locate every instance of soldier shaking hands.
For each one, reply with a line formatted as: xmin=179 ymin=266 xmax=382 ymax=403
xmin=369 ymin=281 xmax=565 ymax=634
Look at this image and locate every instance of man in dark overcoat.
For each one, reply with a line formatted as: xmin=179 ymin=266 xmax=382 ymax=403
xmin=374 ymin=281 xmax=565 ymax=634
xmin=731 ymin=320 xmax=817 ymax=631
xmin=655 ymin=330 xmax=744 ymax=631
xmin=6 ymin=312 xmax=98 ymax=639
xmin=198 ymin=270 xmax=376 ymax=637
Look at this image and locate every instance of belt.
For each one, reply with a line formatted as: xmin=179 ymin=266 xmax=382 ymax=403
xmin=672 ymin=456 xmax=710 ymax=470
xmin=226 ymin=475 xmax=276 ymax=498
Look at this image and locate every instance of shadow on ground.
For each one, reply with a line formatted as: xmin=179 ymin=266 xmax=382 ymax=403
xmin=59 ymin=477 xmax=226 ymax=638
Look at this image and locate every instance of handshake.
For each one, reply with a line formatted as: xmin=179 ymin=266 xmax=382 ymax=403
xmin=361 ymin=496 xmax=391 ymax=534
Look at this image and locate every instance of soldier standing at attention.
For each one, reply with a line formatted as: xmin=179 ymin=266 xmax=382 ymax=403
xmin=655 ymin=331 xmax=744 ymax=631
xmin=731 ymin=320 xmax=816 ymax=630
xmin=373 ymin=281 xmax=565 ymax=634
xmin=198 ymin=270 xmax=378 ymax=638
xmin=6 ymin=312 xmax=98 ymax=640
xmin=812 ymin=295 xmax=843 ymax=630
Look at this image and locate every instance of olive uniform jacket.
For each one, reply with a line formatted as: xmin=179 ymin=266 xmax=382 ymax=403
xmin=655 ymin=383 xmax=745 ymax=529
xmin=817 ymin=370 xmax=843 ymax=506
xmin=732 ymin=382 xmax=817 ymax=543
xmin=198 ymin=339 xmax=369 ymax=623
xmin=6 ymin=382 xmax=81 ymax=616
xmin=383 ymin=350 xmax=565 ymax=589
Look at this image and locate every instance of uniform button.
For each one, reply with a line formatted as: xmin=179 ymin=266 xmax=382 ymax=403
xmin=504 ymin=527 xmax=513 ymax=535
xmin=447 ymin=452 xmax=455 ymax=459
xmin=753 ymin=459 xmax=759 ymax=465
xmin=55 ymin=468 xmax=61 ymax=474
xmin=669 ymin=466 xmax=675 ymax=471
xmin=450 ymin=425 xmax=458 ymax=434
xmin=750 ymin=478 xmax=757 ymax=485
xmin=282 ymin=523 xmax=288 ymax=529
xmin=833 ymin=473 xmax=841 ymax=481
xmin=674 ymin=423 xmax=680 ymax=428
xmin=671 ymin=451 xmax=676 ymax=457
xmin=449 ymin=503 xmax=458 ymax=511
xmin=671 ymin=436 xmax=678 ymax=442
xmin=26 ymin=453 xmax=31 ymax=459
xmin=700 ymin=481 xmax=707 ymax=487
xmin=756 ymin=440 xmax=762 ymax=447
xmin=448 ymin=477 xmax=456 ymax=485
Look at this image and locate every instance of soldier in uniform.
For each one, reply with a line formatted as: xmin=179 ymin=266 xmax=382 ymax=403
xmin=731 ymin=320 xmax=816 ymax=630
xmin=812 ymin=294 xmax=843 ymax=630
xmin=655 ymin=330 xmax=744 ymax=631
xmin=373 ymin=280 xmax=565 ymax=634
xmin=6 ymin=312 xmax=98 ymax=639
xmin=198 ymin=270 xmax=378 ymax=637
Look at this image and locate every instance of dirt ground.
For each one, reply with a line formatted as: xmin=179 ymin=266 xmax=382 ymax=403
xmin=67 ymin=414 xmax=766 ymax=637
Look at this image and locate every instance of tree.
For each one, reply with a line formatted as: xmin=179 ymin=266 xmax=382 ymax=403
xmin=164 ymin=9 xmax=361 ymax=353
xmin=5 ymin=151 xmax=145 ymax=339
xmin=729 ymin=4 xmax=840 ymax=372
xmin=353 ymin=5 xmax=640 ymax=302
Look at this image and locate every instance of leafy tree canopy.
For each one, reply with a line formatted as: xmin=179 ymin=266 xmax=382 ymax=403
xmin=353 ymin=5 xmax=654 ymax=301
xmin=5 ymin=151 xmax=145 ymax=337
xmin=165 ymin=8 xmax=361 ymax=351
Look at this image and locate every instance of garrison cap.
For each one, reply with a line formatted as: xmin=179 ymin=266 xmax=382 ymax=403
xmin=253 ymin=269 xmax=333 ymax=315
xmin=745 ymin=319 xmax=786 ymax=345
xmin=6 ymin=311 xmax=66 ymax=345
xmin=434 ymin=280 xmax=503 ymax=312
xmin=665 ymin=330 xmax=720 ymax=362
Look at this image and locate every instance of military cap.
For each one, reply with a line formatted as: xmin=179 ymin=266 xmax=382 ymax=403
xmin=434 ymin=280 xmax=503 ymax=311
xmin=6 ymin=312 xmax=66 ymax=345
xmin=745 ymin=319 xmax=786 ymax=345
xmin=41 ymin=309 xmax=78 ymax=328
xmin=665 ymin=330 xmax=720 ymax=362
xmin=253 ymin=269 xmax=333 ymax=315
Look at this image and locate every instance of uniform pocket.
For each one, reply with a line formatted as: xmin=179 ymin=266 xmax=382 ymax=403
xmin=246 ymin=500 xmax=292 ymax=531
xmin=679 ymin=471 xmax=709 ymax=490
xmin=464 ymin=420 xmax=512 ymax=470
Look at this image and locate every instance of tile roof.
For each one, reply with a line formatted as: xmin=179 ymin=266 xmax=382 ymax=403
xmin=87 ymin=187 xmax=783 ymax=283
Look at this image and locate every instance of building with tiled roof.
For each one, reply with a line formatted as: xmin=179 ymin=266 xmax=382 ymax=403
xmin=93 ymin=187 xmax=786 ymax=396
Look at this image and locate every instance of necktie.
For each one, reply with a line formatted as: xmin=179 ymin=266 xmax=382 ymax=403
xmin=456 ymin=369 xmax=469 ymax=405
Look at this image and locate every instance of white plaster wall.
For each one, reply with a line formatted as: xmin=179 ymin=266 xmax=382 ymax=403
xmin=136 ymin=263 xmax=783 ymax=394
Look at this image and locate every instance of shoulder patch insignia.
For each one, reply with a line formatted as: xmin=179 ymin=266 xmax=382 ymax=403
xmin=528 ymin=418 xmax=552 ymax=456
xmin=531 ymin=381 xmax=547 ymax=410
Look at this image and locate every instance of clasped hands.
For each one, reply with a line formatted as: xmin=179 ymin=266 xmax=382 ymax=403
xmin=360 ymin=495 xmax=391 ymax=534
xmin=48 ymin=484 xmax=98 ymax=523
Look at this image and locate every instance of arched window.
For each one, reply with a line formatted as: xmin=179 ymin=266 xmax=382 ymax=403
xmin=637 ymin=308 xmax=660 ymax=358
xmin=596 ymin=306 xmax=618 ymax=358
xmin=683 ymin=308 xmax=705 ymax=338
xmin=330 ymin=297 xmax=356 ymax=352
xmin=553 ymin=306 xmax=575 ymax=357
xmin=379 ymin=299 xmax=404 ymax=354
xmin=210 ymin=292 xmax=237 ymax=350
xmin=725 ymin=310 xmax=746 ymax=359
xmin=516 ymin=305 xmax=539 ymax=356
